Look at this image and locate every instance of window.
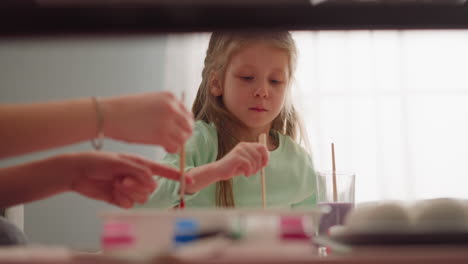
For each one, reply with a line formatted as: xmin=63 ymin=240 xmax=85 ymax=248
xmin=165 ymin=30 xmax=468 ymax=203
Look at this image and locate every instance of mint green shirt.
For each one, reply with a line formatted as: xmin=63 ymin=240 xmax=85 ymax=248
xmin=141 ymin=121 xmax=317 ymax=209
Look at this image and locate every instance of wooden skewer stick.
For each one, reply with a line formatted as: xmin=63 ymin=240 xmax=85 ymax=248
xmin=179 ymin=92 xmax=186 ymax=209
xmin=179 ymin=143 xmax=186 ymax=208
xmin=259 ymin=133 xmax=267 ymax=208
xmin=331 ymin=143 xmax=337 ymax=202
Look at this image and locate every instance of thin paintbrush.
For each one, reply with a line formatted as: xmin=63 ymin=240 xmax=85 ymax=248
xmin=179 ymin=92 xmax=186 ymax=209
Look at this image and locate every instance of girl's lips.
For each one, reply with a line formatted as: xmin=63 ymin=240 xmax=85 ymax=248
xmin=249 ymin=107 xmax=268 ymax=112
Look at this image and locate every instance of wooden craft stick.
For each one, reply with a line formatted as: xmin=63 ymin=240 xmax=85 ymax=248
xmin=259 ymin=133 xmax=267 ymax=208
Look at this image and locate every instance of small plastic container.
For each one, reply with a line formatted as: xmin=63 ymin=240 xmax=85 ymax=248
xmin=173 ymin=218 xmax=199 ymax=248
xmin=280 ymin=216 xmax=311 ymax=240
xmin=238 ymin=215 xmax=312 ymax=242
xmin=101 ymin=221 xmax=135 ymax=253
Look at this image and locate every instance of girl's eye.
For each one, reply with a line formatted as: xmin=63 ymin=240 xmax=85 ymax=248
xmin=240 ymin=76 xmax=254 ymax=81
xmin=270 ymin=79 xmax=283 ymax=85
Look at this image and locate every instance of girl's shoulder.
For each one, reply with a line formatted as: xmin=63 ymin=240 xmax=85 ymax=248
xmin=190 ymin=120 xmax=218 ymax=147
xmin=194 ymin=120 xmax=217 ymax=139
xmin=182 ymin=120 xmax=218 ymax=163
xmin=195 ymin=120 xmax=216 ymax=129
xmin=276 ymin=132 xmax=311 ymax=159
xmin=273 ymin=132 xmax=315 ymax=170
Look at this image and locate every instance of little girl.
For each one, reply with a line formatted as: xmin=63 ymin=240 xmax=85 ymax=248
xmin=143 ymin=31 xmax=317 ymax=208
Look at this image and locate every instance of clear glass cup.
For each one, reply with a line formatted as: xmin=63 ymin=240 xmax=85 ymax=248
xmin=316 ymin=171 xmax=355 ymax=236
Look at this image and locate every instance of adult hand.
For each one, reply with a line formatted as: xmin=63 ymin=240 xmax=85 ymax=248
xmin=102 ymin=91 xmax=194 ymax=153
xmin=67 ymin=152 xmax=193 ymax=208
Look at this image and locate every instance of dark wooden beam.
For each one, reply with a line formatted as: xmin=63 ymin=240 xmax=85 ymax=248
xmin=1 ymin=1 xmax=468 ymax=36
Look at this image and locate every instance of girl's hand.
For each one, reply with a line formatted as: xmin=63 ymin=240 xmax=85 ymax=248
xmin=215 ymin=142 xmax=269 ymax=181
xmin=67 ymin=152 xmax=192 ymax=208
xmin=102 ymin=91 xmax=194 ymax=153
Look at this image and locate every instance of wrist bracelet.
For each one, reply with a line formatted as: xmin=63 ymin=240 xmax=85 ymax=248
xmin=91 ymin=96 xmax=104 ymax=150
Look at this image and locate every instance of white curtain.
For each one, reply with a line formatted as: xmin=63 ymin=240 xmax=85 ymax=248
xmin=164 ymin=30 xmax=468 ymax=203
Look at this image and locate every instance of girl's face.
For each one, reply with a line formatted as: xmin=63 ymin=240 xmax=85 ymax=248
xmin=213 ymin=42 xmax=290 ymax=133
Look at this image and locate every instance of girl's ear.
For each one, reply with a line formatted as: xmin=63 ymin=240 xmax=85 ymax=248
xmin=209 ymin=72 xmax=223 ymax=96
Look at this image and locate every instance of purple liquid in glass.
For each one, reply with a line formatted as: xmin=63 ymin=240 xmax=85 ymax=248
xmin=318 ymin=202 xmax=353 ymax=235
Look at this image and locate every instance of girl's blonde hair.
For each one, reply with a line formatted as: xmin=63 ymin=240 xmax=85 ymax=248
xmin=192 ymin=31 xmax=306 ymax=207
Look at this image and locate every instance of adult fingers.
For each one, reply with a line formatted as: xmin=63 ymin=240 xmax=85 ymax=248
xmin=119 ymin=153 xmax=193 ymax=184
xmin=163 ymin=140 xmax=180 ymax=154
xmin=116 ymin=178 xmax=150 ymax=204
xmin=112 ymin=185 xmax=135 ymax=209
xmin=120 ymin=177 xmax=154 ymax=195
xmin=177 ymin=100 xmax=194 ymax=130
xmin=164 ymin=99 xmax=193 ymax=136
xmin=79 ymin=180 xmax=115 ymax=205
xmin=111 ymin=157 xmax=155 ymax=190
xmin=178 ymin=100 xmax=193 ymax=119
xmin=168 ymin=132 xmax=190 ymax=150
xmin=174 ymin=110 xmax=194 ymax=136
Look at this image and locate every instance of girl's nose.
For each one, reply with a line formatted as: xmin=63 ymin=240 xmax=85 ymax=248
xmin=254 ymin=80 xmax=269 ymax=98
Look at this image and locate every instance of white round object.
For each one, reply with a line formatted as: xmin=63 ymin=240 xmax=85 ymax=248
xmin=345 ymin=202 xmax=410 ymax=233
xmin=412 ymin=198 xmax=468 ymax=232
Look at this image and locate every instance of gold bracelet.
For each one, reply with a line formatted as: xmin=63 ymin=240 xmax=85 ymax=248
xmin=91 ymin=96 xmax=104 ymax=150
